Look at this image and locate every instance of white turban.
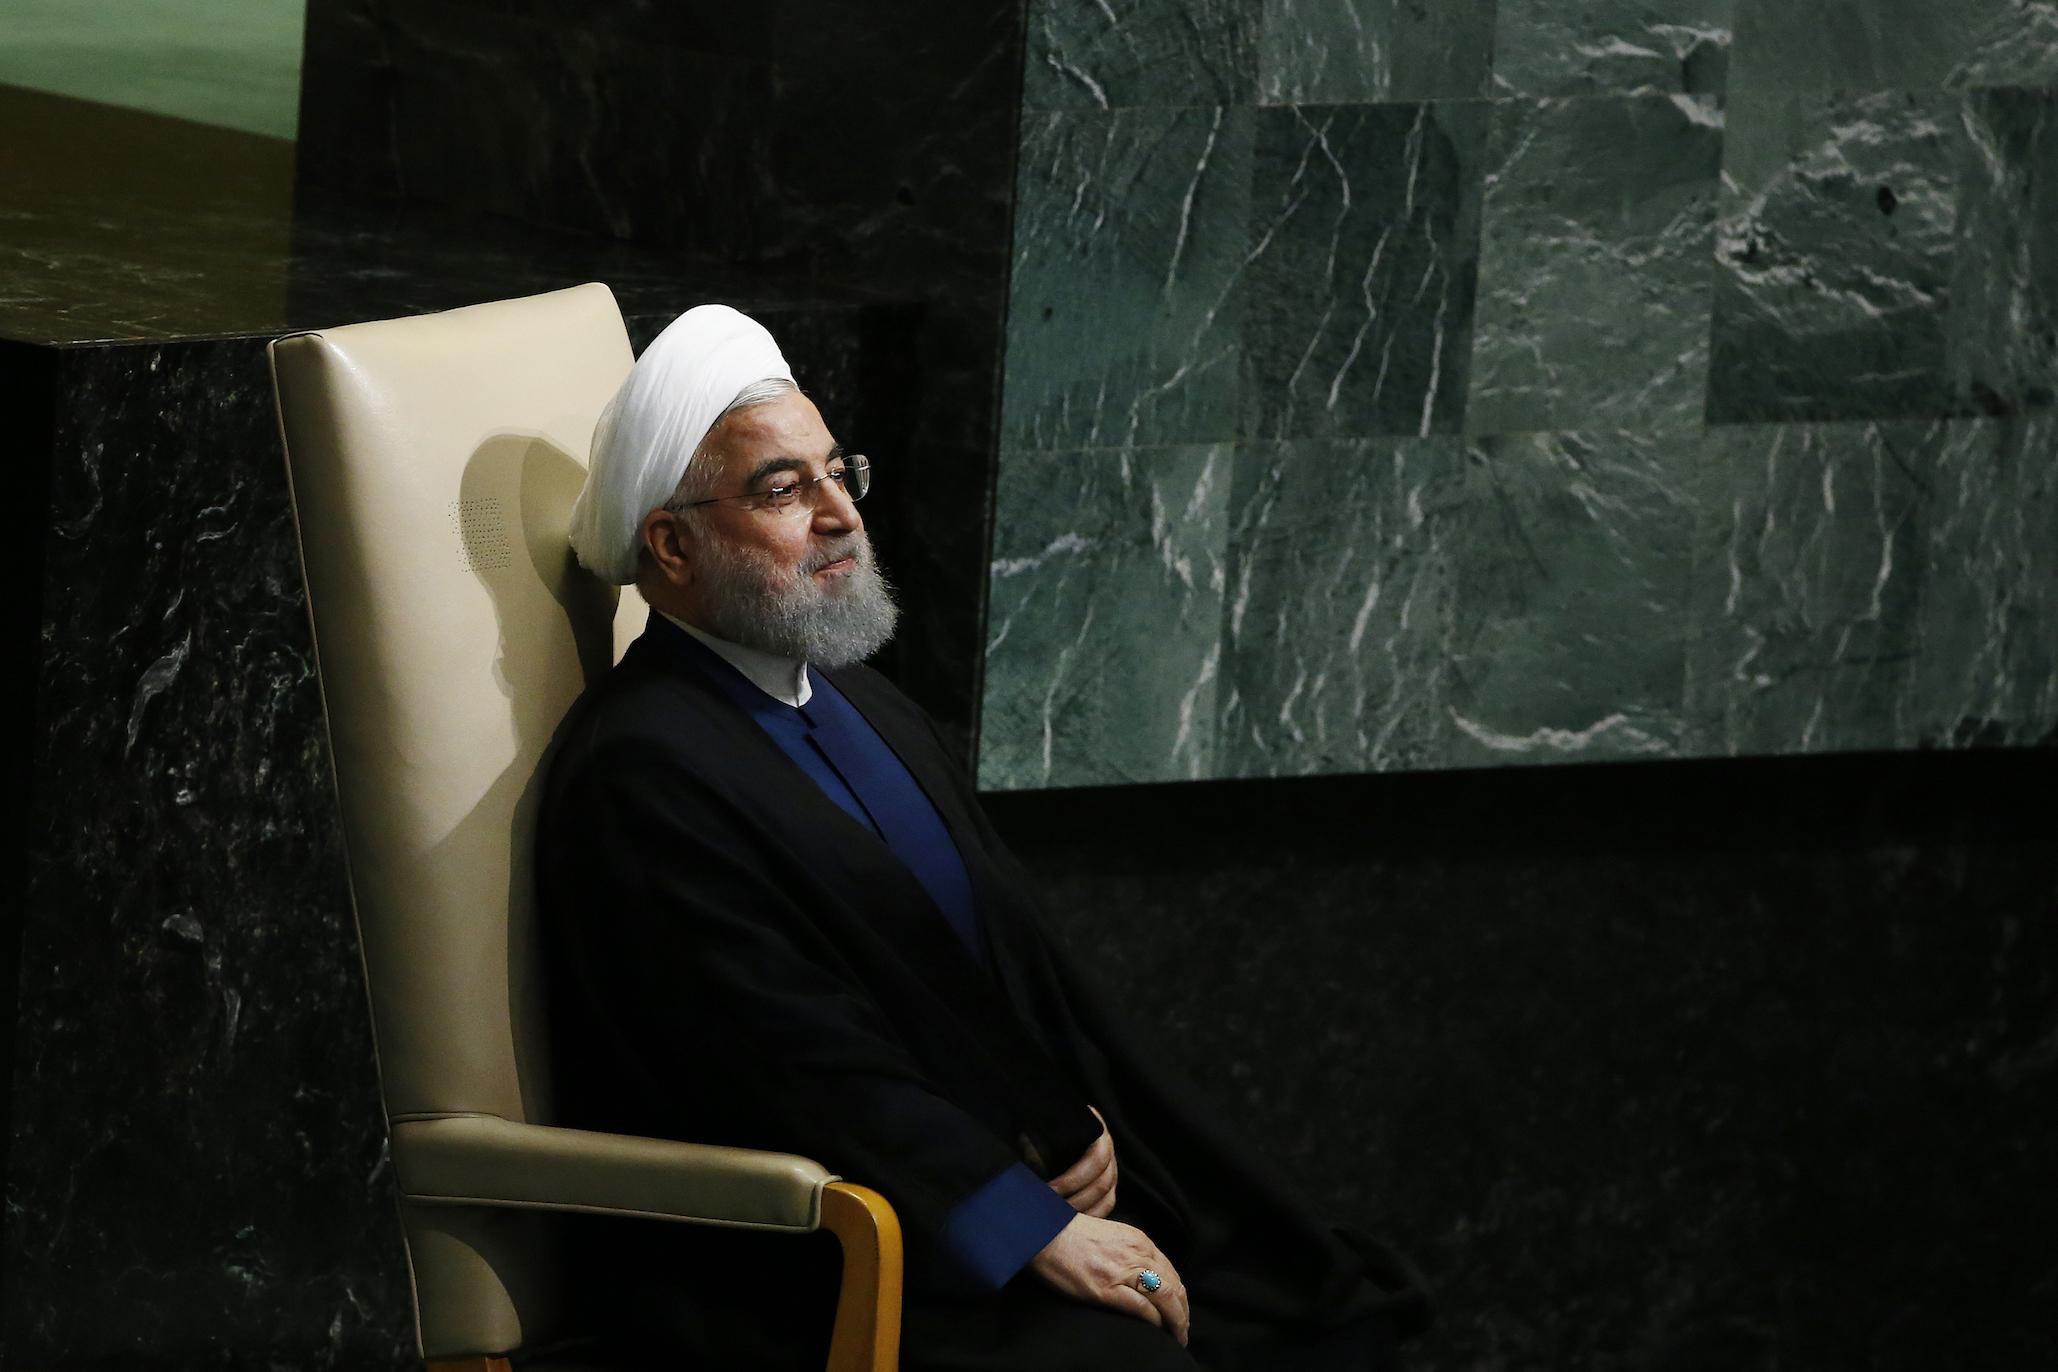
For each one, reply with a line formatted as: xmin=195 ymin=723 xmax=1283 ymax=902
xmin=569 ymin=303 xmax=793 ymax=584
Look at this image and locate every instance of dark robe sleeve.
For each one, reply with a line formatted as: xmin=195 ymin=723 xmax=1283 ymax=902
xmin=544 ymin=732 xmax=1057 ymax=1282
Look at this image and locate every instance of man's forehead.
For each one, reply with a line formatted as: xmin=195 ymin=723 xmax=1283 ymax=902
xmin=706 ymin=390 xmax=836 ymax=465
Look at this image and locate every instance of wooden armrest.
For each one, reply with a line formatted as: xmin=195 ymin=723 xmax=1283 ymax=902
xmin=821 ymin=1182 xmax=902 ymax=1372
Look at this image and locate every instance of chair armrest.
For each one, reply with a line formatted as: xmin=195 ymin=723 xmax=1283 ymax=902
xmin=391 ymin=1114 xmax=830 ymax=1231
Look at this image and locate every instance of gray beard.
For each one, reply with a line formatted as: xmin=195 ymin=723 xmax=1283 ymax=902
xmin=689 ymin=528 xmax=899 ymax=669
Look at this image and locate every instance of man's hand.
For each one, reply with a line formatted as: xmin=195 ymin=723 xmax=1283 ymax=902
xmin=1048 ymin=1105 xmax=1118 ymax=1218
xmin=1028 ymin=1213 xmax=1191 ymax=1346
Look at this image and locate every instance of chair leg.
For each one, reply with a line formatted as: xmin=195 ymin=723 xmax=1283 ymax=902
xmin=820 ymin=1181 xmax=903 ymax=1372
xmin=425 ymin=1359 xmax=511 ymax=1372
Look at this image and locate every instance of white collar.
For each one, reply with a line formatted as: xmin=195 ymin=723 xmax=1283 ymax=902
xmin=660 ymin=611 xmax=813 ymax=708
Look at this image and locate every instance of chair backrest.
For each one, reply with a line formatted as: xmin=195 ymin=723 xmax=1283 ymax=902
xmin=270 ymin=283 xmax=645 ymax=1354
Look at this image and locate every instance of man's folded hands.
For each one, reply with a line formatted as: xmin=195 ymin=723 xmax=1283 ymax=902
xmin=1047 ymin=1105 xmax=1119 ymax=1218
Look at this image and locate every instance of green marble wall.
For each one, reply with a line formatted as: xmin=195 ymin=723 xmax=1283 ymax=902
xmin=982 ymin=0 xmax=2058 ymax=789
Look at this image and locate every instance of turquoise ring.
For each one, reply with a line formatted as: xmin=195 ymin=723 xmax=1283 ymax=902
xmin=1136 ymin=1268 xmax=1164 ymax=1295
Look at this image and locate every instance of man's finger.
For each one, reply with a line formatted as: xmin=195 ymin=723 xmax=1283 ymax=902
xmin=1108 ymin=1284 xmax=1164 ymax=1329
xmin=1070 ymin=1159 xmax=1118 ymax=1211
xmin=1048 ymin=1131 xmax=1113 ymax=1195
xmin=1144 ymin=1277 xmax=1189 ymax=1346
xmin=1141 ymin=1251 xmax=1189 ymax=1346
xmin=1086 ymin=1185 xmax=1117 ymax=1218
xmin=1164 ymin=1282 xmax=1192 ymax=1346
xmin=1133 ymin=1272 xmax=1188 ymax=1346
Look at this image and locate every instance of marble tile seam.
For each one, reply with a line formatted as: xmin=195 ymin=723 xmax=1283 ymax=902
xmin=4 ymin=329 xmax=296 ymax=349
xmin=1023 ymin=90 xmax=1788 ymax=114
xmin=1000 ymin=424 xmax=1718 ymax=452
xmin=1013 ymin=85 xmax=2058 ymax=145
xmin=985 ymin=414 xmax=2058 ymax=459
xmin=1024 ymin=84 xmax=2058 ymax=121
xmin=1027 ymin=96 xmax=1500 ymax=112
xmin=997 ymin=387 xmax=2058 ymax=449
xmin=1727 ymin=75 xmax=2058 ymax=101
xmin=1023 ymin=46 xmax=2058 ymax=101
xmin=991 ymin=408 xmax=2058 ymax=452
xmin=1718 ymin=80 xmax=2058 ymax=109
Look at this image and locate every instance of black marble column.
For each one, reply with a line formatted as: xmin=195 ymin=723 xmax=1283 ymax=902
xmin=1 ymin=339 xmax=60 ymax=1229
xmin=6 ymin=335 xmax=415 ymax=1367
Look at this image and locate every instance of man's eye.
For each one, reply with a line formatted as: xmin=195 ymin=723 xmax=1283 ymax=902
xmin=762 ymin=484 xmax=802 ymax=505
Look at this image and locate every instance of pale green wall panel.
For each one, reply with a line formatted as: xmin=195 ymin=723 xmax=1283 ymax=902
xmin=0 ymin=0 xmax=306 ymax=139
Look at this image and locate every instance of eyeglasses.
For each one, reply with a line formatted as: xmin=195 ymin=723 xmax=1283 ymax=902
xmin=673 ymin=455 xmax=871 ymax=516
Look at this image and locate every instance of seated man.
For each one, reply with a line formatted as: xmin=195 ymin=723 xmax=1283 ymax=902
xmin=539 ymin=305 xmax=1428 ymax=1370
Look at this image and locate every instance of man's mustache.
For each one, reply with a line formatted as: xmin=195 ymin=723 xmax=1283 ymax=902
xmin=806 ymin=535 xmax=867 ymax=574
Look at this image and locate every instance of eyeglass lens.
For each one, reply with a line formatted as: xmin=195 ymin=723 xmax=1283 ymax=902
xmin=762 ymin=455 xmax=869 ymax=511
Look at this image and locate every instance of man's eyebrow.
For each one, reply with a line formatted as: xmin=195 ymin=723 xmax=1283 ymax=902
xmin=743 ymin=445 xmax=845 ymax=488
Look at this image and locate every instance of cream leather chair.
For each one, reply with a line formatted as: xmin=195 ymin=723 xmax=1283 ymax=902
xmin=269 ymin=284 xmax=901 ymax=1372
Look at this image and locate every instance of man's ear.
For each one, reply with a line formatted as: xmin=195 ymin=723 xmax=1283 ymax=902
xmin=638 ymin=508 xmax=693 ymax=587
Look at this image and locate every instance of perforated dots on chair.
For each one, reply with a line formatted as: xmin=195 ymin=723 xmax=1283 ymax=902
xmin=450 ymin=498 xmax=514 ymax=573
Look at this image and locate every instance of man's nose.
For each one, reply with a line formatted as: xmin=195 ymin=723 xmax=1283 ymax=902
xmin=812 ymin=473 xmax=862 ymax=533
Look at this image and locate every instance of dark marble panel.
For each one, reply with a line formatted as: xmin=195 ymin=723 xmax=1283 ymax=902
xmin=1446 ymin=429 xmax=1698 ymax=766
xmin=1256 ymin=0 xmax=1496 ymax=105
xmin=762 ymin=0 xmax=1035 ymax=757
xmin=987 ymin=749 xmax=2058 ymax=1372
xmin=1468 ymin=95 xmax=1724 ymax=436
xmin=294 ymin=0 xmax=1025 ymax=345
xmin=704 ymin=0 xmax=1022 ymax=753
xmin=0 ymin=184 xmax=291 ymax=345
xmin=1492 ymin=0 xmax=1734 ymax=96
xmin=978 ymin=446 xmax=1230 ymax=790
xmin=1003 ymin=106 xmax=1254 ymax=451
xmin=296 ymin=2 xmax=776 ymax=258
xmin=1686 ymin=417 xmax=2058 ymax=756
xmin=1946 ymin=86 xmax=2058 ymax=418
xmin=1022 ymin=0 xmax=1258 ymax=110
xmin=5 ymin=340 xmax=414 ymax=1366
xmin=1707 ymin=88 xmax=1958 ymax=425
xmin=1 ymin=340 xmax=59 ymax=1199
xmin=0 ymin=84 xmax=300 ymax=347
xmin=1218 ymin=438 xmax=1465 ymax=777
xmin=0 ymin=179 xmax=898 ymax=349
xmin=304 ymin=0 xmax=1030 ymax=292
xmin=1730 ymin=0 xmax=2058 ymax=96
xmin=293 ymin=0 xmax=1031 ymax=754
xmin=1242 ymin=102 xmax=1486 ymax=441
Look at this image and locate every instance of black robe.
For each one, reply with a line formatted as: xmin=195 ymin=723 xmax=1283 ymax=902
xmin=537 ymin=619 xmax=1428 ymax=1369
